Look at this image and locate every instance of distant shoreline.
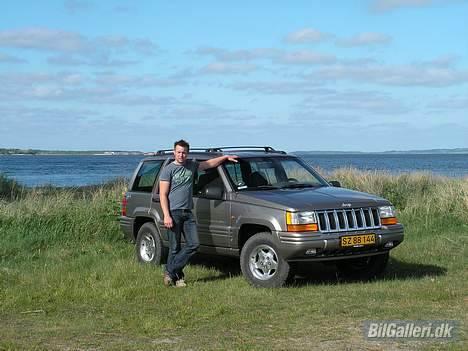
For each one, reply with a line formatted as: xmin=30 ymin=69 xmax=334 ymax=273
xmin=1 ymin=147 xmax=467 ymax=156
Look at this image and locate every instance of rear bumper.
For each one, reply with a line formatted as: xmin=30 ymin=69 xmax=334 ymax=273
xmin=275 ymin=224 xmax=404 ymax=261
xmin=119 ymin=216 xmax=135 ymax=242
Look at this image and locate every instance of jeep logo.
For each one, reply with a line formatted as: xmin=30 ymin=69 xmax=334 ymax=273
xmin=342 ymin=203 xmax=352 ymax=207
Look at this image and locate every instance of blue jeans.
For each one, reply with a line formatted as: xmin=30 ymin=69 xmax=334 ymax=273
xmin=165 ymin=209 xmax=199 ymax=280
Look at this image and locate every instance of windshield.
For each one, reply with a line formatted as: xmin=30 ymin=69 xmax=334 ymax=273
xmin=223 ymin=156 xmax=327 ymax=191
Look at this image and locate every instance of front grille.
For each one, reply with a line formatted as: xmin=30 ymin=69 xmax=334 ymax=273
xmin=317 ymin=207 xmax=381 ymax=233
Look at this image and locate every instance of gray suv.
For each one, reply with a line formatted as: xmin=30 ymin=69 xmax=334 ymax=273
xmin=120 ymin=146 xmax=404 ymax=287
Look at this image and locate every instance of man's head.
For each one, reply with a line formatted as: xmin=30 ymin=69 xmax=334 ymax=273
xmin=173 ymin=139 xmax=189 ymax=164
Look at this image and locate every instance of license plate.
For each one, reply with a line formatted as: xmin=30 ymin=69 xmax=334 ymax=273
xmin=341 ymin=234 xmax=375 ymax=247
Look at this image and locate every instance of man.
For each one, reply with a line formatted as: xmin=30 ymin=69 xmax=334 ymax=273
xmin=159 ymin=140 xmax=238 ymax=287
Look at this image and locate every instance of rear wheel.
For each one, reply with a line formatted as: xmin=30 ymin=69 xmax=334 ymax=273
xmin=337 ymin=252 xmax=389 ymax=280
xmin=135 ymin=222 xmax=163 ymax=265
xmin=240 ymin=232 xmax=292 ymax=287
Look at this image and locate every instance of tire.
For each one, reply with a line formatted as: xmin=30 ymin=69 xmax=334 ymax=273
xmin=337 ymin=252 xmax=389 ymax=280
xmin=135 ymin=222 xmax=163 ymax=265
xmin=240 ymin=232 xmax=291 ymax=288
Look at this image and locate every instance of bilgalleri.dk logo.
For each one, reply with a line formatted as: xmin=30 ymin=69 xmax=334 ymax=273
xmin=363 ymin=320 xmax=459 ymax=340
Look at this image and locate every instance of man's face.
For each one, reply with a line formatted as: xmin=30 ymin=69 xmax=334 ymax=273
xmin=173 ymin=145 xmax=188 ymax=164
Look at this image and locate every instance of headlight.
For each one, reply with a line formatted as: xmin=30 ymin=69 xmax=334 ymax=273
xmin=286 ymin=211 xmax=318 ymax=232
xmin=379 ymin=206 xmax=398 ymax=225
xmin=379 ymin=206 xmax=396 ymax=218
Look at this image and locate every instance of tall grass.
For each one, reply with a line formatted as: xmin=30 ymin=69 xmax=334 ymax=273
xmin=0 ymin=178 xmax=127 ymax=262
xmin=329 ymin=168 xmax=468 ymax=224
xmin=0 ymin=173 xmax=25 ymax=200
xmin=0 ymin=171 xmax=466 ymax=350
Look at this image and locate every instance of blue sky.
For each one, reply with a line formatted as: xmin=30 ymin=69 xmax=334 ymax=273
xmin=0 ymin=0 xmax=467 ymax=152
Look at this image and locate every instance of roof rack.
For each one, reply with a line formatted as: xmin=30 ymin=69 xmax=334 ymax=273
xmin=153 ymin=148 xmax=215 ymax=155
xmin=206 ymin=146 xmax=286 ymax=154
xmin=152 ymin=146 xmax=286 ymax=155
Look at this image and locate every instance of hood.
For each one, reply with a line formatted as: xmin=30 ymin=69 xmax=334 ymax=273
xmin=234 ymin=186 xmax=389 ymax=211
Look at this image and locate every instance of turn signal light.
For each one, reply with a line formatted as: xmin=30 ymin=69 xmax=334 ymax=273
xmin=287 ymin=223 xmax=318 ymax=232
xmin=381 ymin=217 xmax=397 ymax=225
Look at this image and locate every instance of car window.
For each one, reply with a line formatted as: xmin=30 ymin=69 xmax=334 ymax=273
xmin=224 ymin=162 xmax=245 ymax=187
xmin=224 ymin=157 xmax=325 ymax=190
xmin=282 ymin=159 xmax=318 ymax=183
xmin=194 ymin=168 xmax=223 ymax=196
xmin=132 ymin=160 xmax=164 ymax=192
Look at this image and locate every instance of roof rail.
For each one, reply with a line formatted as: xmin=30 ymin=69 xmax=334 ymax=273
xmin=206 ymin=146 xmax=286 ymax=154
xmin=154 ymin=148 xmax=218 ymax=155
xmin=153 ymin=146 xmax=286 ymax=155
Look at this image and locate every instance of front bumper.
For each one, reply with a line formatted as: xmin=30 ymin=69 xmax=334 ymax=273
xmin=276 ymin=224 xmax=404 ymax=261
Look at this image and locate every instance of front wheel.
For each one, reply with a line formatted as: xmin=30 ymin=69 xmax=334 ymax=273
xmin=337 ymin=252 xmax=389 ymax=280
xmin=240 ymin=232 xmax=292 ymax=288
xmin=135 ymin=222 xmax=163 ymax=265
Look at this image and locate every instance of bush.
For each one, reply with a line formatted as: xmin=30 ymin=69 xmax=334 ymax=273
xmin=0 ymin=173 xmax=25 ymax=200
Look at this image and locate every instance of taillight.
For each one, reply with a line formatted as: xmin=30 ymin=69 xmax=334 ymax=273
xmin=121 ymin=193 xmax=127 ymax=216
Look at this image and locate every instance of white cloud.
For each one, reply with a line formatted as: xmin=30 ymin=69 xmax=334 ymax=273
xmin=0 ymin=71 xmax=183 ymax=106
xmin=275 ymin=50 xmax=336 ymax=65
xmin=64 ymin=0 xmax=91 ymax=14
xmin=0 ymin=27 xmax=88 ymax=52
xmin=370 ymin=0 xmax=458 ymax=12
xmin=200 ymin=62 xmax=257 ymax=75
xmin=228 ymin=81 xmax=326 ymax=95
xmin=427 ymin=96 xmax=468 ymax=109
xmin=299 ymin=90 xmax=411 ymax=114
xmin=194 ymin=47 xmax=279 ymax=62
xmin=47 ymin=54 xmax=139 ymax=67
xmin=0 ymin=27 xmax=158 ymax=67
xmin=313 ymin=62 xmax=468 ymax=87
xmin=284 ymin=28 xmax=331 ymax=44
xmin=94 ymin=73 xmax=187 ymax=88
xmin=194 ymin=46 xmax=336 ymax=66
xmin=0 ymin=52 xmax=26 ymax=63
xmin=336 ymin=32 xmax=392 ymax=47
xmin=415 ymin=55 xmax=459 ymax=68
xmin=96 ymin=36 xmax=158 ymax=54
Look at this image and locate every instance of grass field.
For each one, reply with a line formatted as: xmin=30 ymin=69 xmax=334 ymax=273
xmin=0 ymin=171 xmax=466 ymax=350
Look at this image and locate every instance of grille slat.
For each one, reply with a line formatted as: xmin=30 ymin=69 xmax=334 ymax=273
xmin=324 ymin=211 xmax=331 ymax=232
xmin=317 ymin=207 xmax=381 ymax=233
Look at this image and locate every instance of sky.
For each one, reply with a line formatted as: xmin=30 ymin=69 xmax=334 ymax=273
xmin=0 ymin=0 xmax=467 ymax=152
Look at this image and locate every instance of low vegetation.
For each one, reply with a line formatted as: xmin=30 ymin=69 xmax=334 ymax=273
xmin=0 ymin=173 xmax=25 ymax=201
xmin=0 ymin=170 xmax=466 ymax=350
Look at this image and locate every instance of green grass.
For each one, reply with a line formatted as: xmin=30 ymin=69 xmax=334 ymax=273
xmin=0 ymin=171 xmax=466 ymax=350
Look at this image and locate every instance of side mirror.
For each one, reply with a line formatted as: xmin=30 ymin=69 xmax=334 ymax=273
xmin=204 ymin=184 xmax=224 ymax=199
xmin=329 ymin=180 xmax=341 ymax=187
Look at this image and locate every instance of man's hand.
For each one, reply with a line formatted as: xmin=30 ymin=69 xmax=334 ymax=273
xmin=164 ymin=215 xmax=173 ymax=229
xmin=199 ymin=155 xmax=239 ymax=171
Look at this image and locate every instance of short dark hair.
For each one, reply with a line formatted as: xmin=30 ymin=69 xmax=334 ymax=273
xmin=174 ymin=139 xmax=190 ymax=150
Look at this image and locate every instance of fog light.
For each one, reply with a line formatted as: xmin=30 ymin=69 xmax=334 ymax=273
xmin=384 ymin=241 xmax=394 ymax=248
xmin=306 ymin=248 xmax=317 ymax=255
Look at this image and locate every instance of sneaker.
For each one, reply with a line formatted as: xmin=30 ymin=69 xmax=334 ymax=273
xmin=175 ymin=279 xmax=187 ymax=288
xmin=163 ymin=272 xmax=173 ymax=287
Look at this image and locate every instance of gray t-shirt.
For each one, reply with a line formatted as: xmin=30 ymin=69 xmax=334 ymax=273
xmin=159 ymin=160 xmax=199 ymax=210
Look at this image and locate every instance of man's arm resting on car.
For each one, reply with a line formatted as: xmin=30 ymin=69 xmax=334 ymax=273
xmin=199 ymin=155 xmax=238 ymax=171
xmin=159 ymin=180 xmax=173 ymax=228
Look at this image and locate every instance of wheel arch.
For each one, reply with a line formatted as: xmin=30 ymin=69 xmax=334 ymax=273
xmin=237 ymin=222 xmax=272 ymax=251
xmin=133 ymin=216 xmax=159 ymax=240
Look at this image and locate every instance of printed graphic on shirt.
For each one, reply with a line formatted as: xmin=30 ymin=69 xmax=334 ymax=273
xmin=172 ymin=167 xmax=193 ymax=187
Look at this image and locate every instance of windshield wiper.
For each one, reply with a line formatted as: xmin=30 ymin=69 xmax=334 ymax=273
xmin=243 ymin=185 xmax=279 ymax=191
xmin=280 ymin=183 xmax=319 ymax=189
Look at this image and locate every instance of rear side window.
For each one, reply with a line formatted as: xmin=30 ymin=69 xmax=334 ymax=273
xmin=132 ymin=160 xmax=164 ymax=192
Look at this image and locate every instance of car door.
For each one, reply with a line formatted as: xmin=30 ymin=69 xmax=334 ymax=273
xmin=193 ymin=167 xmax=231 ymax=248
